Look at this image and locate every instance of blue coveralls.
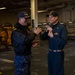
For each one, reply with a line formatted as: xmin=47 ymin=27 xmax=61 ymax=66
xmin=42 ymin=22 xmax=67 ymax=75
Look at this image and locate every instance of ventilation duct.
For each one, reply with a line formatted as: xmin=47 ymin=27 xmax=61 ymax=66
xmin=38 ymin=3 xmax=67 ymax=13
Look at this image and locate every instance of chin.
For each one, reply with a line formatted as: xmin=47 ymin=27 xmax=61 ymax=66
xmin=24 ymin=23 xmax=27 ymax=26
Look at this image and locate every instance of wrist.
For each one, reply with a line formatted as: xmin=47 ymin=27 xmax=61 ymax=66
xmin=33 ymin=33 xmax=37 ymax=36
xmin=50 ymin=35 xmax=54 ymax=38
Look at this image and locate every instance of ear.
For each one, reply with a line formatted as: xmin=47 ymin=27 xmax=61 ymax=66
xmin=55 ymin=16 xmax=58 ymax=20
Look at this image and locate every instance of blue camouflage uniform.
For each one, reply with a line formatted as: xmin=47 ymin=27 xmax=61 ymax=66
xmin=11 ymin=23 xmax=37 ymax=75
xmin=42 ymin=22 xmax=67 ymax=75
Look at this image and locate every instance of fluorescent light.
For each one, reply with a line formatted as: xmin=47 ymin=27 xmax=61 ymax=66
xmin=0 ymin=7 xmax=6 ymax=10
xmin=69 ymin=21 xmax=73 ymax=23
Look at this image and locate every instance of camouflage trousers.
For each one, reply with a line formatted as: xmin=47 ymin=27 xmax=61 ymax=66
xmin=14 ymin=55 xmax=31 ymax=75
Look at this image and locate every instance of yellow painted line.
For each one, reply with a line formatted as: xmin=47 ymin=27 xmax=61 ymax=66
xmin=0 ymin=72 xmax=2 ymax=74
xmin=0 ymin=58 xmax=14 ymax=63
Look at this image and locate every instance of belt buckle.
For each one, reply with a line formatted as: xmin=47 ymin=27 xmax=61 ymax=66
xmin=49 ymin=49 xmax=62 ymax=52
xmin=54 ymin=50 xmax=62 ymax=52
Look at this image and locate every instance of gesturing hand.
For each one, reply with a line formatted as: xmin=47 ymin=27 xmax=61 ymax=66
xmin=47 ymin=26 xmax=53 ymax=32
xmin=34 ymin=27 xmax=42 ymax=35
xmin=48 ymin=31 xmax=54 ymax=38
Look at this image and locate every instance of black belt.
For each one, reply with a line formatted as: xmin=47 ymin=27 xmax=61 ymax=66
xmin=49 ymin=49 xmax=63 ymax=52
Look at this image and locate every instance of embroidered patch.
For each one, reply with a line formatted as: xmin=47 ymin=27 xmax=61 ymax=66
xmin=54 ymin=32 xmax=59 ymax=35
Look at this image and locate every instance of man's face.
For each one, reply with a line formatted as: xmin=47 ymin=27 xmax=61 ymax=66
xmin=49 ymin=15 xmax=58 ymax=24
xmin=19 ymin=17 xmax=27 ymax=26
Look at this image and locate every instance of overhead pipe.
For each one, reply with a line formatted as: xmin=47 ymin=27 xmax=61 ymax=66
xmin=38 ymin=3 xmax=67 ymax=13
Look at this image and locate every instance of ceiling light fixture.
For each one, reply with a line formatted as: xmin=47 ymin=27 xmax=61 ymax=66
xmin=0 ymin=7 xmax=6 ymax=10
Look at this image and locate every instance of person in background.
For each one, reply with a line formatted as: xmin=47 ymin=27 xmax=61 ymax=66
xmin=11 ymin=11 xmax=41 ymax=75
xmin=41 ymin=11 xmax=67 ymax=75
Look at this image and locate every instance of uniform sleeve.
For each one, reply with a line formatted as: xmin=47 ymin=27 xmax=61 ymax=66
xmin=50 ymin=25 xmax=68 ymax=49
xmin=11 ymin=30 xmax=37 ymax=46
xmin=41 ymin=31 xmax=48 ymax=40
xmin=24 ymin=33 xmax=37 ymax=44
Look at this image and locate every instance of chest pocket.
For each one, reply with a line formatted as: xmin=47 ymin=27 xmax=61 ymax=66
xmin=53 ymin=27 xmax=61 ymax=38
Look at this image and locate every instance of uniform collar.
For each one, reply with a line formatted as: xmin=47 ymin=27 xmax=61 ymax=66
xmin=51 ymin=22 xmax=59 ymax=29
xmin=15 ymin=22 xmax=27 ymax=30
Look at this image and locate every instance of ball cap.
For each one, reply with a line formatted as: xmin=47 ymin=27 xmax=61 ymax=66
xmin=17 ymin=11 xmax=30 ymax=18
xmin=49 ymin=11 xmax=59 ymax=17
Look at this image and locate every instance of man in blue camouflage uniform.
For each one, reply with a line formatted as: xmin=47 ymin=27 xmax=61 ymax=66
xmin=42 ymin=11 xmax=67 ymax=75
xmin=11 ymin=11 xmax=41 ymax=75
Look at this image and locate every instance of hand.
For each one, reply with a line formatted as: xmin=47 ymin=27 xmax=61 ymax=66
xmin=32 ymin=40 xmax=38 ymax=47
xmin=32 ymin=42 xmax=38 ymax=47
xmin=48 ymin=31 xmax=54 ymax=38
xmin=33 ymin=27 xmax=42 ymax=35
xmin=46 ymin=26 xmax=53 ymax=32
